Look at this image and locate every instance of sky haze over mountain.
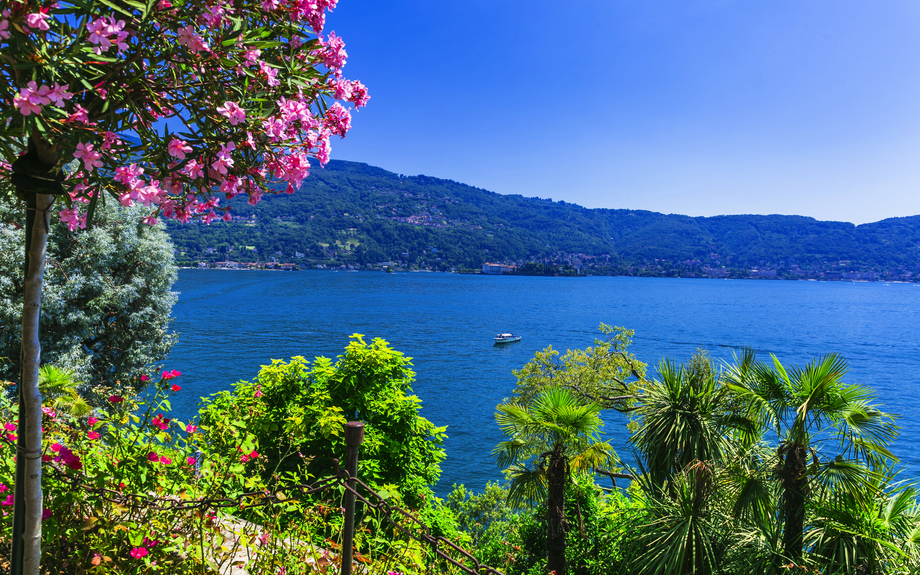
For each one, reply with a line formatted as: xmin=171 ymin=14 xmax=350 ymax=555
xmin=328 ymin=0 xmax=920 ymax=225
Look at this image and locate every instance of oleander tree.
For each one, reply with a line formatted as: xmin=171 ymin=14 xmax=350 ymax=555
xmin=0 ymin=0 xmax=367 ymax=570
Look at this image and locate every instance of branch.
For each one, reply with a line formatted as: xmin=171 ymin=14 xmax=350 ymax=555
xmin=595 ymin=468 xmax=636 ymax=488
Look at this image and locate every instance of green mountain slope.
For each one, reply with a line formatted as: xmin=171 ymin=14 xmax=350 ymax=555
xmin=165 ymin=160 xmax=920 ymax=275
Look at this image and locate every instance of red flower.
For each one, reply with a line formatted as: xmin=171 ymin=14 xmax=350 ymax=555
xmin=171 ymin=384 xmax=181 ymax=392
xmin=87 ymin=431 xmax=100 ymax=440
xmin=109 ymin=395 xmax=123 ymax=404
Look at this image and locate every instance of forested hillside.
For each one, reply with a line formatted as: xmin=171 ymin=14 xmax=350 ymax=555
xmin=165 ymin=160 xmax=920 ymax=275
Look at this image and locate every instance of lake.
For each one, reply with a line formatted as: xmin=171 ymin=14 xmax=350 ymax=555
xmin=166 ymin=270 xmax=920 ymax=494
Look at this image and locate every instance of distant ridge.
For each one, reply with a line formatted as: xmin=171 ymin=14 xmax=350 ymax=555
xmin=165 ymin=159 xmax=920 ymax=278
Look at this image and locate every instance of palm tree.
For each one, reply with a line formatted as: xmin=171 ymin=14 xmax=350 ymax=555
xmin=806 ymin=466 xmax=920 ymax=574
xmin=38 ymin=365 xmax=90 ymax=418
xmin=492 ymin=387 xmax=612 ymax=575
xmin=630 ymin=358 xmax=730 ymax=492
xmin=723 ymin=351 xmax=899 ymax=564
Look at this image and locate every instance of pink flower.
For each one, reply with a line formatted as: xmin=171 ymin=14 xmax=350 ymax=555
xmin=162 ymin=369 xmax=181 ymax=379
xmin=186 ymin=425 xmax=198 ymax=433
xmin=159 ymin=455 xmax=172 ymax=465
xmin=41 ymin=406 xmax=56 ymax=419
xmin=0 ymin=484 xmax=8 ymax=493
xmin=67 ymin=104 xmax=91 ymax=124
xmin=254 ymin=385 xmax=263 ymax=398
xmin=109 ymin=395 xmax=123 ymax=403
xmin=42 ymin=508 xmax=52 ymax=521
xmin=59 ymin=207 xmax=87 ymax=231
xmin=74 ymin=143 xmax=103 ymax=172
xmin=13 ymin=86 xmax=43 ymax=116
xmin=171 ymin=384 xmax=181 ymax=392
xmin=4 ymin=423 xmax=15 ymax=432
xmin=176 ymin=25 xmax=208 ymax=53
xmin=325 ymin=103 xmax=351 ymax=137
xmin=55 ymin=446 xmax=82 ymax=470
xmin=87 ymin=431 xmax=100 ymax=440
xmin=130 ymin=547 xmax=149 ymax=558
xmin=167 ymin=138 xmax=192 ymax=160
xmin=1 ymin=495 xmax=13 ymax=506
xmin=24 ymin=12 xmax=50 ymax=31
xmin=151 ymin=414 xmax=171 ymax=431
xmin=321 ymin=31 xmax=347 ymax=71
xmin=216 ymin=101 xmax=246 ymax=126
xmin=147 ymin=451 xmax=160 ymax=462
xmin=88 ymin=416 xmax=98 ymax=426
xmin=186 ymin=456 xmax=196 ymax=465
xmin=140 ymin=374 xmax=151 ymax=382
xmin=46 ymin=83 xmax=73 ymax=107
xmin=50 ymin=443 xmax=62 ymax=453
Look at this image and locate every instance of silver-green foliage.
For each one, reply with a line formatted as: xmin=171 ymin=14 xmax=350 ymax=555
xmin=0 ymin=200 xmax=177 ymax=400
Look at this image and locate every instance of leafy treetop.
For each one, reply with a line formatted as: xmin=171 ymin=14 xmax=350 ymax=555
xmin=0 ymin=0 xmax=367 ymax=227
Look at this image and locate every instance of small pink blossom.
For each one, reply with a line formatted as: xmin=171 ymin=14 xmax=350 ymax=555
xmin=167 ymin=138 xmax=192 ymax=160
xmin=187 ymin=425 xmax=198 ymax=433
xmin=254 ymin=385 xmax=263 ymax=398
xmin=4 ymin=423 xmax=15 ymax=432
xmin=171 ymin=384 xmax=181 ymax=392
xmin=216 ymin=101 xmax=246 ymax=126
xmin=42 ymin=508 xmax=52 ymax=521
xmin=130 ymin=547 xmax=149 ymax=558
xmin=162 ymin=369 xmax=181 ymax=380
xmin=24 ymin=12 xmax=51 ymax=31
xmin=87 ymin=430 xmax=100 ymax=440
xmin=147 ymin=451 xmax=160 ymax=462
xmin=67 ymin=105 xmax=91 ymax=125
xmin=1 ymin=495 xmax=13 ymax=506
xmin=74 ymin=143 xmax=103 ymax=172
xmin=88 ymin=416 xmax=98 ymax=426
xmin=109 ymin=395 xmax=123 ymax=403
xmin=321 ymin=31 xmax=347 ymax=72
xmin=59 ymin=207 xmax=87 ymax=231
xmin=186 ymin=455 xmax=196 ymax=465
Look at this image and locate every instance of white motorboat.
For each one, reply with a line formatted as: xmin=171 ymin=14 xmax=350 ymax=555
xmin=494 ymin=333 xmax=522 ymax=344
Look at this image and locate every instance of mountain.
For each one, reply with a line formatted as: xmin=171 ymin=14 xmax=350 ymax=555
xmin=165 ymin=160 xmax=920 ymax=277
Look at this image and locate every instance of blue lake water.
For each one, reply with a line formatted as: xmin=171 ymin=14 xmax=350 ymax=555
xmin=166 ymin=270 xmax=920 ymax=495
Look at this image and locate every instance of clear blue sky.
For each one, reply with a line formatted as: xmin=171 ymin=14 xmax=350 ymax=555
xmin=325 ymin=0 xmax=920 ymax=225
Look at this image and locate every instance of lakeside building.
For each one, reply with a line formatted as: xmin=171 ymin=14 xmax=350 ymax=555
xmin=482 ymin=263 xmax=517 ymax=275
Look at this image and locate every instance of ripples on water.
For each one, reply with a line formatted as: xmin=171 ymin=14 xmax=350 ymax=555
xmin=168 ymin=271 xmax=920 ymax=494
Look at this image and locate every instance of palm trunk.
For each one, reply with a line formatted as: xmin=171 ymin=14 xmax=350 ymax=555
xmin=546 ymin=452 xmax=567 ymax=575
xmin=781 ymin=444 xmax=808 ymax=564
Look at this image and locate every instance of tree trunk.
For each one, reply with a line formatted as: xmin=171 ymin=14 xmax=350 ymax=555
xmin=11 ymin=134 xmax=62 ymax=575
xmin=546 ymin=453 xmax=567 ymax=575
xmin=781 ymin=443 xmax=808 ymax=564
xmin=12 ymin=192 xmax=53 ymax=575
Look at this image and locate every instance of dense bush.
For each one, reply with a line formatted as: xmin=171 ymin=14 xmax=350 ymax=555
xmin=199 ymin=335 xmax=447 ymax=510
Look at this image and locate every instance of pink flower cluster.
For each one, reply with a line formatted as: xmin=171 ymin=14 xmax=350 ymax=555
xmin=162 ymin=369 xmax=181 ymax=380
xmin=238 ymin=447 xmax=259 ymax=463
xmin=12 ymin=81 xmax=72 ymax=116
xmin=151 ymin=414 xmax=171 ymax=431
xmin=50 ymin=443 xmax=83 ymax=470
xmin=147 ymin=451 xmax=172 ymax=465
xmin=5 ymin=0 xmax=364 ymax=232
xmin=86 ymin=16 xmax=129 ymax=55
